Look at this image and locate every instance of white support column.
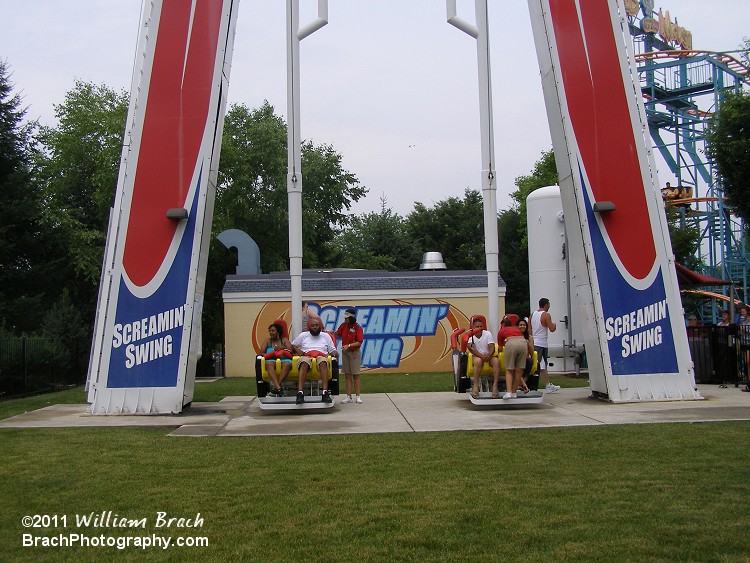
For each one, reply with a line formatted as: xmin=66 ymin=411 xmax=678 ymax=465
xmin=447 ymin=0 xmax=500 ymax=335
xmin=286 ymin=0 xmax=328 ymax=337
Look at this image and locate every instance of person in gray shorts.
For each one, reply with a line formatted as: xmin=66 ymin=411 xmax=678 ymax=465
xmin=497 ymin=316 xmax=528 ymax=399
xmin=335 ymin=308 xmax=365 ymax=404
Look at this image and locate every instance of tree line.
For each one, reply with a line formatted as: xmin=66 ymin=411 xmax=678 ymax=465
xmin=2 ymin=56 xmax=726 ymax=374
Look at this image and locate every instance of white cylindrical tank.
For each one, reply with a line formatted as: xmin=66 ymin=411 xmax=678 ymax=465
xmin=527 ymin=185 xmax=584 ymax=372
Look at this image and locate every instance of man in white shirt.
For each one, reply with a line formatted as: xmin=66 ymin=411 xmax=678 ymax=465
xmin=292 ymin=317 xmax=338 ymax=404
xmin=531 ymin=297 xmax=560 ymax=393
xmin=466 ymin=318 xmax=500 ymax=399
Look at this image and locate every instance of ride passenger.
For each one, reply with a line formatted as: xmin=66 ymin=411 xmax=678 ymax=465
xmin=661 ymin=181 xmax=679 ymax=200
xmin=259 ymin=323 xmax=293 ymax=396
xmin=497 ymin=316 xmax=528 ymax=399
xmin=686 ymin=314 xmax=705 ymax=338
xmin=291 ymin=317 xmax=338 ymax=404
xmin=466 ymin=317 xmax=501 ymax=399
xmin=517 ymin=318 xmax=534 ymax=393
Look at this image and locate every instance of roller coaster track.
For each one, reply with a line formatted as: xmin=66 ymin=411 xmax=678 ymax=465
xmin=664 ymin=197 xmax=720 ymax=207
xmin=635 ymin=49 xmax=750 ymax=86
xmin=680 ymin=289 xmax=741 ymax=306
xmin=636 ymin=49 xmax=749 ymax=298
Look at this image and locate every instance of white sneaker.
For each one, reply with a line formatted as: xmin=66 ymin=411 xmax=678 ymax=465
xmin=502 ymin=392 xmax=513 ymax=400
xmin=546 ymin=383 xmax=561 ymax=393
xmin=355 ymin=396 xmax=363 ymax=404
xmin=340 ymin=396 xmax=353 ymax=404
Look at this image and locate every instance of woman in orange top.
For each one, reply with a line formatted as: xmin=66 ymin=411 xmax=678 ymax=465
xmin=258 ymin=323 xmax=293 ymax=396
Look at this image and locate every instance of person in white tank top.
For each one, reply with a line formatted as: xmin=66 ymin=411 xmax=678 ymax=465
xmin=531 ymin=298 xmax=559 ymax=393
xmin=531 ymin=310 xmax=548 ymax=348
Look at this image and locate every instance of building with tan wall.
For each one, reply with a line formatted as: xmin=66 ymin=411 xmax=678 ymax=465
xmin=223 ymin=270 xmax=506 ymax=377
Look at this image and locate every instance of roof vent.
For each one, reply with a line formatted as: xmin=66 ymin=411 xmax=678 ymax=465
xmin=419 ymin=251 xmax=447 ymax=270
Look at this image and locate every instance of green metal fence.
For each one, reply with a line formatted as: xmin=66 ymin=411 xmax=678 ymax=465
xmin=0 ymin=337 xmax=89 ymax=399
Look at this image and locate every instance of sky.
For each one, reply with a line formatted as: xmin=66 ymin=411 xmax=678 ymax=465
xmin=2 ymin=1 xmax=748 ymax=216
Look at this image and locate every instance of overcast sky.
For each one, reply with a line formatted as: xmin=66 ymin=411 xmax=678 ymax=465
xmin=2 ymin=1 xmax=748 ymax=215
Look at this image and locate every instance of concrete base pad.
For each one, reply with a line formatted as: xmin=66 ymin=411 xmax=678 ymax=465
xmin=1 ymin=385 xmax=749 ymax=437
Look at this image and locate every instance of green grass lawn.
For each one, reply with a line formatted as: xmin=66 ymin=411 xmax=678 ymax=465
xmin=2 ymin=375 xmax=747 ymax=562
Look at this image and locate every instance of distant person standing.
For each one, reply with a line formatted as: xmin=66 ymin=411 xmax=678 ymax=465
xmin=717 ymin=309 xmax=731 ymax=327
xmin=736 ymin=305 xmax=748 ymax=326
xmin=301 ymin=301 xmax=310 ymax=334
xmin=739 ymin=305 xmax=750 ymax=385
xmin=715 ymin=309 xmax=735 ymax=384
xmin=336 ymin=308 xmax=365 ymax=404
xmin=531 ymin=297 xmax=560 ymax=393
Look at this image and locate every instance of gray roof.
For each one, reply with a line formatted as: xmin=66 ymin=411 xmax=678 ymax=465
xmin=223 ymin=269 xmax=506 ymax=293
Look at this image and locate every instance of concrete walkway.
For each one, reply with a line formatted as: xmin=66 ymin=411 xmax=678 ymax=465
xmin=2 ymin=385 xmax=749 ymax=437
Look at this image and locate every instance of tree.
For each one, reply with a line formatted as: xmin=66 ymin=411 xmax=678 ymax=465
xmin=511 ymin=149 xmax=558 ymax=247
xmin=215 ymin=102 xmax=289 ymax=272
xmin=335 ymin=197 xmax=421 ymax=270
xmin=0 ymin=61 xmax=54 ymax=333
xmin=215 ymin=102 xmax=366 ymax=271
xmin=499 ymin=150 xmax=559 ymax=314
xmin=705 ymin=90 xmax=750 ymax=222
xmin=34 ymin=81 xmax=129 ymax=329
xmin=738 ymin=37 xmax=750 ymax=69
xmin=300 ymin=140 xmax=366 ymax=267
xmin=406 ymin=188 xmax=486 ymax=270
xmin=40 ymin=289 xmax=88 ymax=340
xmin=200 ymin=102 xmax=366 ymax=373
xmin=497 ymin=209 xmax=530 ymax=315
xmin=665 ymin=207 xmax=700 ymax=271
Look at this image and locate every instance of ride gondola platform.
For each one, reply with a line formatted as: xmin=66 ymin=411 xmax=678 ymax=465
xmin=467 ymin=390 xmax=545 ymax=406
xmin=258 ymin=394 xmax=336 ymax=411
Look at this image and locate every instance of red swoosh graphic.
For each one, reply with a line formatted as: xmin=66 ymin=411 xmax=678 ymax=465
xmin=550 ymin=0 xmax=656 ymax=280
xmin=123 ymin=1 xmax=223 ymax=286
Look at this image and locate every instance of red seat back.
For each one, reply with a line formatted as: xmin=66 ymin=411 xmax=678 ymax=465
xmin=504 ymin=314 xmax=519 ymax=326
xmin=273 ymin=318 xmax=289 ymax=338
xmin=326 ymin=331 xmax=337 ymax=345
xmin=306 ymin=315 xmax=322 ymax=330
xmin=470 ymin=314 xmax=487 ymax=329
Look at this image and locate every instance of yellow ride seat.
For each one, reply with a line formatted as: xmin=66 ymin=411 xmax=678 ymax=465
xmin=466 ymin=345 xmax=538 ymax=376
xmin=258 ymin=355 xmax=335 ymax=382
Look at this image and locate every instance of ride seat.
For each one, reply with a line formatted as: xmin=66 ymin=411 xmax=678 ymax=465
xmin=467 ymin=347 xmax=538 ymax=376
xmin=503 ymin=314 xmax=520 ymax=326
xmin=255 ymin=317 xmax=340 ymax=397
xmin=258 ymin=316 xmax=337 ymax=381
xmin=258 ymin=355 xmax=335 ymax=382
xmin=274 ymin=318 xmax=289 ymax=338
